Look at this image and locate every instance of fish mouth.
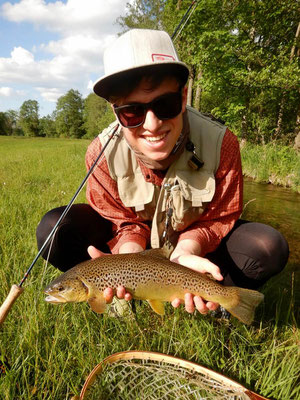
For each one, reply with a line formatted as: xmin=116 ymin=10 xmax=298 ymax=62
xmin=45 ymin=294 xmax=67 ymax=303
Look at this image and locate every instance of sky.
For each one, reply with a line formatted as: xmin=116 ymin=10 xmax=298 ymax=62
xmin=0 ymin=0 xmax=131 ymax=117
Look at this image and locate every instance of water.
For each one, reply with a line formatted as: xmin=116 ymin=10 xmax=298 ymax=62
xmin=242 ymin=178 xmax=300 ymax=265
xmin=242 ymin=178 xmax=299 ymax=315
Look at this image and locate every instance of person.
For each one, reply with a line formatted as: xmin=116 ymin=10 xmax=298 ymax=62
xmin=37 ymin=29 xmax=289 ymax=316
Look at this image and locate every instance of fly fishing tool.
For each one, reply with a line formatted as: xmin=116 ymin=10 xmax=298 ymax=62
xmin=78 ymin=350 xmax=270 ymax=400
xmin=0 ymin=124 xmax=120 ymax=327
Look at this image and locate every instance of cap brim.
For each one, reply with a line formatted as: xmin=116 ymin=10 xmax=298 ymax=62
xmin=93 ymin=62 xmax=189 ymax=101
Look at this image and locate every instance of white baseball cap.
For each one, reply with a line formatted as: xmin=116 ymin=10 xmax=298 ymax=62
xmin=93 ymin=29 xmax=189 ymax=100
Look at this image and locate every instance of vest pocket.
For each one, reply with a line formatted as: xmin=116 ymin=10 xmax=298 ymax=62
xmin=117 ymin=174 xmax=155 ymax=209
xmin=170 ymin=172 xmax=216 ymax=231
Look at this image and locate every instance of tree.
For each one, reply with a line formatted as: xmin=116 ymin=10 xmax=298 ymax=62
xmin=0 ymin=112 xmax=9 ymax=135
xmin=83 ymin=93 xmax=115 ymax=139
xmin=117 ymin=0 xmax=167 ymax=31
xmin=39 ymin=114 xmax=57 ymax=137
xmin=19 ymin=100 xmax=40 ymax=137
xmin=163 ymin=0 xmax=300 ymax=143
xmin=55 ymin=89 xmax=85 ymax=138
xmin=5 ymin=110 xmax=20 ymax=135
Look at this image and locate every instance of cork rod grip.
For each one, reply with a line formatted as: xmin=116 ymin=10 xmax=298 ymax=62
xmin=0 ymin=284 xmax=24 ymax=326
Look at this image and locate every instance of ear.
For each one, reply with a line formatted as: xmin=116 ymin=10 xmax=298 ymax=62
xmin=110 ymin=103 xmax=118 ymax=119
xmin=181 ymin=86 xmax=188 ymax=113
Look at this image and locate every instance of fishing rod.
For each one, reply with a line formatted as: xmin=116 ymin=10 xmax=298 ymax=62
xmin=0 ymin=124 xmax=119 ymax=326
xmin=0 ymin=1 xmax=198 ymax=326
xmin=171 ymin=0 xmax=199 ymax=41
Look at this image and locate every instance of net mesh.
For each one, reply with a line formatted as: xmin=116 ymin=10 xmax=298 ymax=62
xmin=85 ymin=358 xmax=251 ymax=400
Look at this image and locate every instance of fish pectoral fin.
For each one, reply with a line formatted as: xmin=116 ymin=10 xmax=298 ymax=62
xmin=87 ymin=293 xmax=107 ymax=314
xmin=147 ymin=300 xmax=165 ymax=315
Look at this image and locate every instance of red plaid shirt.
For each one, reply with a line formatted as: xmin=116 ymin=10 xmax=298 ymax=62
xmin=86 ymin=128 xmax=243 ymax=255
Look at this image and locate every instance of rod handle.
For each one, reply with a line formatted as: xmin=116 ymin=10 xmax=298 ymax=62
xmin=0 ymin=284 xmax=24 ymax=326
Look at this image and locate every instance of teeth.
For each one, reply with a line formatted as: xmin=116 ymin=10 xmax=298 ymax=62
xmin=145 ymin=133 xmax=167 ymax=142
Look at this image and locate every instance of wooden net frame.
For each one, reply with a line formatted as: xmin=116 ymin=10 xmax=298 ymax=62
xmin=80 ymin=351 xmax=269 ymax=400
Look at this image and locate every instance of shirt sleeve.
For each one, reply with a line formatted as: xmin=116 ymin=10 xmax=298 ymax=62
xmin=177 ymin=128 xmax=243 ymax=256
xmin=85 ymin=137 xmax=150 ymax=253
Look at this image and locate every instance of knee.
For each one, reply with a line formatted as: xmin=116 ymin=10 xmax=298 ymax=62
xmin=36 ymin=206 xmax=65 ymax=249
xmin=258 ymin=225 xmax=289 ymax=276
xmin=226 ymin=222 xmax=289 ymax=288
xmin=242 ymin=223 xmax=289 ymax=282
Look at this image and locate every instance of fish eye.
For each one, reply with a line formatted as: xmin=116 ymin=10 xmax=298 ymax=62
xmin=56 ymin=285 xmax=65 ymax=292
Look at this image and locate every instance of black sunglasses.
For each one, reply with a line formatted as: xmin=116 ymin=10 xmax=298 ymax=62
xmin=113 ymin=91 xmax=183 ymax=128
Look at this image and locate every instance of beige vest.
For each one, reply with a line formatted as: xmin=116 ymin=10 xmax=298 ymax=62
xmin=99 ymin=107 xmax=226 ymax=248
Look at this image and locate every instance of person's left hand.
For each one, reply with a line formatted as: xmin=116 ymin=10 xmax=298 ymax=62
xmin=170 ymin=253 xmax=223 ymax=314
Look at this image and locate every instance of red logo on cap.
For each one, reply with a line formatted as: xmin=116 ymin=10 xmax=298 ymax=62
xmin=152 ymin=54 xmax=175 ymax=62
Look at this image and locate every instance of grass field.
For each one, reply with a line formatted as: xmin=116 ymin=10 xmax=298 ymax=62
xmin=0 ymin=136 xmax=299 ymax=399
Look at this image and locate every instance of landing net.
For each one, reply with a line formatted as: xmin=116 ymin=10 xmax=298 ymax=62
xmin=80 ymin=351 xmax=266 ymax=400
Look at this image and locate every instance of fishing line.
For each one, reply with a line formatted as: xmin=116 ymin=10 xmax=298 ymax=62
xmin=0 ymin=123 xmax=120 ymax=327
xmin=40 ymin=227 xmax=57 ymax=289
xmin=173 ymin=1 xmax=199 ymax=43
xmin=41 ymin=140 xmax=110 ymax=281
xmin=172 ymin=0 xmax=199 ymax=42
xmin=0 ymin=1 xmax=199 ymax=325
xmin=12 ymin=1 xmax=197 ymax=290
xmin=18 ymin=124 xmax=120 ymax=288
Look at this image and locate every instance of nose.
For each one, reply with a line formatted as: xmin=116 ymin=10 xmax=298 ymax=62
xmin=142 ymin=109 xmax=163 ymax=132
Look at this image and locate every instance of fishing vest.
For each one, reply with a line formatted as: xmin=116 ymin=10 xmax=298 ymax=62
xmin=99 ymin=106 xmax=226 ymax=248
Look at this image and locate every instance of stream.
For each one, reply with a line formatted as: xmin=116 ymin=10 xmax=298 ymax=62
xmin=243 ymin=178 xmax=299 ymax=264
xmin=242 ymin=178 xmax=299 ymax=316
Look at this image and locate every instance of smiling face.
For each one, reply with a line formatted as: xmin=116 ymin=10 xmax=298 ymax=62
xmin=113 ymin=77 xmax=187 ymax=162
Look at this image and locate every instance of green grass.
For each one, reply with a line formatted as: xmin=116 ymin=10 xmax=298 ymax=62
xmin=0 ymin=136 xmax=299 ymax=399
xmin=240 ymin=141 xmax=300 ymax=193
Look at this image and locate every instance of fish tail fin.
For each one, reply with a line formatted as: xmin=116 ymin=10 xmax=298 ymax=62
xmin=223 ymin=288 xmax=264 ymax=325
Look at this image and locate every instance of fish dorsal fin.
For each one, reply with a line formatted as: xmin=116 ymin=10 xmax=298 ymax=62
xmin=141 ymin=241 xmax=174 ymax=260
xmin=87 ymin=288 xmax=107 ymax=314
xmin=147 ymin=300 xmax=165 ymax=315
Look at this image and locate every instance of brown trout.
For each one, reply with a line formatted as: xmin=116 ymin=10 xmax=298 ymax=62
xmin=44 ymin=246 xmax=264 ymax=324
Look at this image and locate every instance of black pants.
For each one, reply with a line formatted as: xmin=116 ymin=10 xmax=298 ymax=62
xmin=36 ymin=204 xmax=289 ymax=289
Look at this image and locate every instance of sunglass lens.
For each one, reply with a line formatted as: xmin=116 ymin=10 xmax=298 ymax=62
xmin=116 ymin=92 xmax=182 ymax=128
xmin=118 ymin=105 xmax=145 ymax=128
xmin=153 ymin=93 xmax=182 ymax=120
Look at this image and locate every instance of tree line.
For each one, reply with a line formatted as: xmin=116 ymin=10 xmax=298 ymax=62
xmin=0 ymin=90 xmax=115 ymax=139
xmin=1 ymin=0 xmax=299 ymax=144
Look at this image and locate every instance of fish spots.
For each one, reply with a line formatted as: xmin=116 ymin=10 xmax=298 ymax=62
xmin=49 ymin=252 xmax=234 ymax=305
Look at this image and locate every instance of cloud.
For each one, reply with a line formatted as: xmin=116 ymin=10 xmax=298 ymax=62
xmin=0 ymin=87 xmax=14 ymax=96
xmin=0 ymin=0 xmax=130 ymax=114
xmin=1 ymin=0 xmax=127 ymax=36
xmin=87 ymin=79 xmax=94 ymax=90
xmin=0 ymin=86 xmax=26 ymax=98
xmin=36 ymin=87 xmax=64 ymax=102
xmin=11 ymin=47 xmax=35 ymax=65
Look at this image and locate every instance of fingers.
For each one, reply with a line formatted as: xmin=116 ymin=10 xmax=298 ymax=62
xmin=171 ymin=294 xmax=219 ymax=314
xmin=175 ymin=255 xmax=223 ymax=281
xmin=88 ymin=245 xmax=108 ymax=259
xmin=103 ymin=286 xmax=132 ymax=304
xmin=103 ymin=288 xmax=114 ymax=303
xmin=171 ymin=298 xmax=182 ymax=308
xmin=206 ymin=301 xmax=219 ymax=311
xmin=116 ymin=286 xmax=132 ymax=301
xmin=185 ymin=293 xmax=195 ymax=313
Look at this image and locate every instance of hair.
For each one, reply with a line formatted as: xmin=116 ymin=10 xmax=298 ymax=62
xmin=107 ymin=64 xmax=188 ymax=104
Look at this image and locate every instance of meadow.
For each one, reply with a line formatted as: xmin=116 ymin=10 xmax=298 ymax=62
xmin=0 ymin=136 xmax=299 ymax=399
